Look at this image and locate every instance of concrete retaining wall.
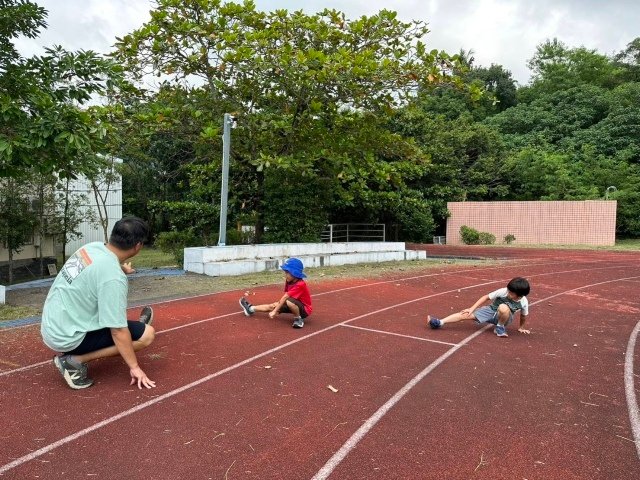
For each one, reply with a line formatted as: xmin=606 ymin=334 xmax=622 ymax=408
xmin=184 ymin=242 xmax=426 ymax=277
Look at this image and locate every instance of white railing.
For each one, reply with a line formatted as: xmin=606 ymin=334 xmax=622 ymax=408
xmin=321 ymin=224 xmax=385 ymax=243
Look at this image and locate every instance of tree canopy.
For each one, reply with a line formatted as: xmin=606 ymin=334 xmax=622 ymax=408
xmin=0 ymin=0 xmax=124 ymax=178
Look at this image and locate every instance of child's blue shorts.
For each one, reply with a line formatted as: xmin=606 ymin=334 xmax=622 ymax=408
xmin=473 ymin=306 xmax=514 ymax=325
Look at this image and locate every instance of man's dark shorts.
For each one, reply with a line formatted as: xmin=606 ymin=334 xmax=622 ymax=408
xmin=65 ymin=321 xmax=147 ymax=355
xmin=281 ymin=297 xmax=309 ymax=319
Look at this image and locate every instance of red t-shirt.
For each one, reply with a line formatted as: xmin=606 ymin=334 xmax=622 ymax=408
xmin=285 ymin=279 xmax=313 ymax=315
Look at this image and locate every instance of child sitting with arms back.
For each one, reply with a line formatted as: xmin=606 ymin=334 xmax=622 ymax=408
xmin=427 ymin=277 xmax=531 ymax=337
xmin=239 ymin=257 xmax=313 ymax=329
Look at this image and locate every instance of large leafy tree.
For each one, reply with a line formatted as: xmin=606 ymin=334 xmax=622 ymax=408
xmin=525 ymin=38 xmax=621 ymax=94
xmin=114 ymin=0 xmax=472 ymax=242
xmin=0 ymin=0 xmax=124 ymax=179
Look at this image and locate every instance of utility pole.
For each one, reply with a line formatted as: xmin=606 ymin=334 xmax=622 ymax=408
xmin=218 ymin=113 xmax=235 ymax=246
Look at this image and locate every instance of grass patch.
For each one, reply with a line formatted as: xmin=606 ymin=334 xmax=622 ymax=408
xmin=131 ymin=248 xmax=178 ymax=268
xmin=612 ymin=239 xmax=640 ymax=250
xmin=57 ymin=247 xmax=178 ymax=269
xmin=0 ymin=304 xmax=40 ymax=322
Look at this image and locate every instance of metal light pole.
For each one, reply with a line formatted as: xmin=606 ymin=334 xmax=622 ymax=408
xmin=218 ymin=113 xmax=234 ymax=246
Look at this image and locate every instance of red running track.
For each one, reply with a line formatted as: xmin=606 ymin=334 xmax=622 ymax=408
xmin=0 ymin=250 xmax=639 ymax=479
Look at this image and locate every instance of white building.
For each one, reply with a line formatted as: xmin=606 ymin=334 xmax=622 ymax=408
xmin=0 ymin=162 xmax=122 ymax=267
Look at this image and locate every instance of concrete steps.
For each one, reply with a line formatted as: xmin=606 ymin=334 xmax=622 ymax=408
xmin=184 ymin=242 xmax=426 ymax=277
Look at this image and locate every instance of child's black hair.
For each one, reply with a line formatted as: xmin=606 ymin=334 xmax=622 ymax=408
xmin=507 ymin=277 xmax=530 ymax=297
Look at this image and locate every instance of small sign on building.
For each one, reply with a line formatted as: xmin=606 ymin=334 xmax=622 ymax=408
xmin=47 ymin=264 xmax=58 ymax=276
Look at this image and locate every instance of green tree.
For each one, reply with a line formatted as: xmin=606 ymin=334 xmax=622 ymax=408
xmin=51 ymin=176 xmax=95 ymax=263
xmin=114 ymin=0 xmax=471 ymax=242
xmin=391 ymin=104 xmax=507 ymax=230
xmin=0 ymin=177 xmax=38 ymax=284
xmin=614 ymin=37 xmax=640 ymax=82
xmin=526 ymin=38 xmax=620 ymax=94
xmin=0 ymin=0 xmax=124 ymax=179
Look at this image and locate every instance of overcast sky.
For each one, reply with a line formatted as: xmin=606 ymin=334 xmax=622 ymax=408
xmin=14 ymin=0 xmax=640 ymax=85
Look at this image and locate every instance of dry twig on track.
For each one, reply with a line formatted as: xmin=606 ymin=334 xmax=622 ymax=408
xmin=224 ymin=459 xmax=236 ymax=479
xmin=474 ymin=452 xmax=489 ymax=472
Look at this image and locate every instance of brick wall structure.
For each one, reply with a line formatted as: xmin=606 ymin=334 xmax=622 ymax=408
xmin=445 ymin=201 xmax=616 ymax=246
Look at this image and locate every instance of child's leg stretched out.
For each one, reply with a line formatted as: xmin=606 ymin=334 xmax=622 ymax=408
xmin=429 ymin=304 xmax=513 ymax=337
xmin=252 ymin=302 xmax=278 ymax=313
xmin=428 ymin=309 xmax=475 ymax=329
xmin=239 ymin=296 xmax=307 ymax=329
xmin=239 ymin=296 xmax=277 ymax=316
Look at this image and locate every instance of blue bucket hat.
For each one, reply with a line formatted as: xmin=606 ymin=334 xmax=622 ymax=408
xmin=281 ymin=257 xmax=306 ymax=279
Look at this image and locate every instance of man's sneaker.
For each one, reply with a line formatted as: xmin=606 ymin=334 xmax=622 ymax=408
xmin=239 ymin=297 xmax=254 ymax=316
xmin=428 ymin=315 xmax=442 ymax=329
xmin=139 ymin=306 xmax=154 ymax=325
xmin=494 ymin=325 xmax=509 ymax=337
xmin=292 ymin=317 xmax=304 ymax=329
xmin=53 ymin=355 xmax=93 ymax=389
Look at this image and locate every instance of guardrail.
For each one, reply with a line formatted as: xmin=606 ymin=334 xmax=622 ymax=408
xmin=321 ymin=224 xmax=385 ymax=243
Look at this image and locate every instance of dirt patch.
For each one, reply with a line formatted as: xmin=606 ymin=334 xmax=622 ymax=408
xmin=1 ymin=258 xmax=496 ymax=322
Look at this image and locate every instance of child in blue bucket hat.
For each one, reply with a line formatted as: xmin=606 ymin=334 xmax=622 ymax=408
xmin=239 ymin=257 xmax=313 ymax=328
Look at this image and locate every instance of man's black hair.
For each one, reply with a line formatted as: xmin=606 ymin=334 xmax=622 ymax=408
xmin=109 ymin=216 xmax=149 ymax=250
xmin=507 ymin=277 xmax=530 ymax=297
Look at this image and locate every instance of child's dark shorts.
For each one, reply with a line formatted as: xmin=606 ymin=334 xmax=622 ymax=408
xmin=65 ymin=321 xmax=147 ymax=355
xmin=281 ymin=297 xmax=309 ymax=318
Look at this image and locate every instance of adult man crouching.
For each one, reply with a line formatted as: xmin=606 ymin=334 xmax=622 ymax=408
xmin=41 ymin=216 xmax=156 ymax=390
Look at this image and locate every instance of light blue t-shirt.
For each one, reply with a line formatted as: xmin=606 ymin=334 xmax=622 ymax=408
xmin=41 ymin=242 xmax=128 ymax=352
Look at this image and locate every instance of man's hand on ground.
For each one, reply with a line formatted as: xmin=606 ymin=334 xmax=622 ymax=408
xmin=130 ymin=366 xmax=156 ymax=389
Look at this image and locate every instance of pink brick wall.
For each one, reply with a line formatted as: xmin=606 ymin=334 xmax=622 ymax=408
xmin=446 ymin=201 xmax=616 ymax=246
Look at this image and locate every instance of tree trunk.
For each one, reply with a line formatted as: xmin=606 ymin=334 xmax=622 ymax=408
xmin=254 ymin=170 xmax=265 ymax=243
xmin=8 ymin=249 xmax=13 ymax=285
xmin=62 ymin=178 xmax=71 ymax=264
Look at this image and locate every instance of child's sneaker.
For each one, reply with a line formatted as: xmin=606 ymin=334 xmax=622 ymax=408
xmin=292 ymin=317 xmax=304 ymax=329
xmin=53 ymin=355 xmax=93 ymax=389
xmin=428 ymin=315 xmax=442 ymax=329
xmin=139 ymin=306 xmax=154 ymax=325
xmin=494 ymin=325 xmax=508 ymax=337
xmin=239 ymin=297 xmax=254 ymax=316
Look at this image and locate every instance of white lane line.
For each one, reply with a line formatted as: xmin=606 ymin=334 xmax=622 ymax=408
xmin=160 ymin=311 xmax=238 ymax=333
xmin=340 ymin=324 xmax=457 ymax=346
xmin=311 ymin=274 xmax=640 ymax=479
xmin=0 ymin=359 xmax=49 ymax=377
xmin=624 ymin=319 xmax=640 ymax=457
xmin=311 ymin=325 xmax=491 ymax=480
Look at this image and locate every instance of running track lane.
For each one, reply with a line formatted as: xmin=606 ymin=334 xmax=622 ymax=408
xmin=1 ymin=260 xmax=640 ymax=478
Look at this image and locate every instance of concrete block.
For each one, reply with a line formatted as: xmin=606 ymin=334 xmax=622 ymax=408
xmin=184 ymin=242 xmax=426 ymax=278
